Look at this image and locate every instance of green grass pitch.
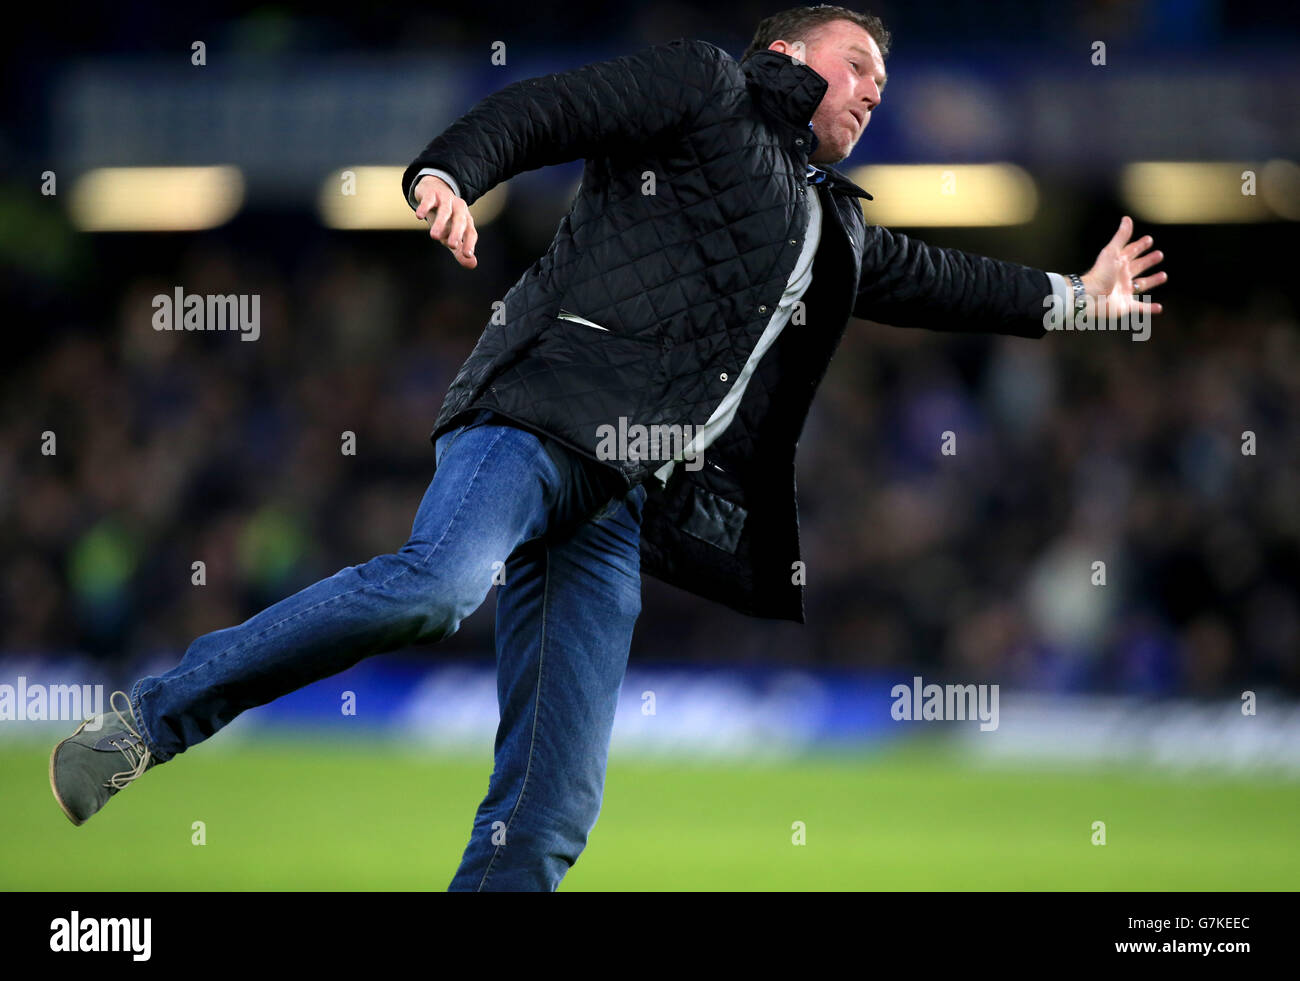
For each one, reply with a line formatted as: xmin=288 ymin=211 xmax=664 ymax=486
xmin=6 ymin=736 xmax=1298 ymax=890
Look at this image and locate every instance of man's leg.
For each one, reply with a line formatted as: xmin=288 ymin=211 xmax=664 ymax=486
xmin=128 ymin=411 xmax=562 ymax=763
xmin=448 ymin=480 xmax=646 ymax=891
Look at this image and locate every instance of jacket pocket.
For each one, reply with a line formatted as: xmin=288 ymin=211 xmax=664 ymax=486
xmin=557 ymin=309 xmax=610 ymax=331
xmin=680 ymin=484 xmax=747 ymax=554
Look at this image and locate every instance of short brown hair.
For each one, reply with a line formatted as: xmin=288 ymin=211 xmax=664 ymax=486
xmin=742 ymin=5 xmax=891 ymax=63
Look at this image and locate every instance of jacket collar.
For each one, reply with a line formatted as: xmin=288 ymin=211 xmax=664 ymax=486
xmin=742 ymin=48 xmax=828 ymax=130
xmin=823 ymin=167 xmax=872 ymax=200
xmin=741 ymin=49 xmax=873 ymax=201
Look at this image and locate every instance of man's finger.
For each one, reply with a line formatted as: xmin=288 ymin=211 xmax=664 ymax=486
xmin=429 ymin=197 xmax=455 ymax=240
xmin=414 ymin=182 xmax=439 ymax=221
xmin=1132 ymin=299 xmax=1163 ymax=315
xmin=1129 ymin=250 xmax=1164 ymax=276
xmin=1132 ymin=272 xmax=1168 ymax=292
xmin=428 ymin=195 xmax=457 ymax=239
xmin=453 ymin=230 xmax=477 ymax=268
xmin=425 ymin=198 xmax=443 ymax=236
xmin=446 ymin=209 xmax=469 ymax=252
xmin=1108 ymin=215 xmax=1133 ymax=249
xmin=462 ymin=223 xmax=478 ymax=258
xmin=1122 ymin=234 xmax=1154 ymax=259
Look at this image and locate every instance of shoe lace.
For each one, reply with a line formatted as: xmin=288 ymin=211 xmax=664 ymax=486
xmin=103 ymin=690 xmax=153 ymax=790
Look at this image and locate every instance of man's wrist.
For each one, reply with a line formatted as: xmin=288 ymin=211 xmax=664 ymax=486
xmin=1067 ymin=272 xmax=1088 ymax=325
xmin=408 ymin=167 xmax=462 ymax=209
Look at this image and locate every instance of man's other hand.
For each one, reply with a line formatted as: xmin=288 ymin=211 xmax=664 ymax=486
xmin=414 ymin=175 xmax=478 ymax=269
xmin=1081 ymin=215 xmax=1167 ymax=320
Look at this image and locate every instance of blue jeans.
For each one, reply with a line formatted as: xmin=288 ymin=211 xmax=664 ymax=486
xmin=129 ymin=409 xmax=647 ymax=890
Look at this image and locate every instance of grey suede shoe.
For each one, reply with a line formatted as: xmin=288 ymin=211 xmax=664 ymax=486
xmin=50 ymin=690 xmax=158 ymax=826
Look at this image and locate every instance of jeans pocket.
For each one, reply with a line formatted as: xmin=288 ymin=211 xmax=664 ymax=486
xmin=436 ymin=409 xmax=500 ymax=464
xmin=434 ymin=430 xmax=456 ymax=467
xmin=631 ymin=483 xmax=648 ymax=523
xmin=600 ymin=483 xmax=647 ymax=526
xmin=590 ymin=496 xmax=621 ymax=523
xmin=462 ymin=408 xmax=499 ymax=432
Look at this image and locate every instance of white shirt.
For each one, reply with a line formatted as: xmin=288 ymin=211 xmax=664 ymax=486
xmin=653 ymin=186 xmax=823 ymax=486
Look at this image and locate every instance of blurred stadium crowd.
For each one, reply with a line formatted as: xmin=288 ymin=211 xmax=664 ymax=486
xmin=3 ymin=220 xmax=1296 ymax=697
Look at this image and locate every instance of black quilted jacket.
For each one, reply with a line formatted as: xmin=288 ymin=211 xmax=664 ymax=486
xmin=402 ymin=39 xmax=1050 ymax=623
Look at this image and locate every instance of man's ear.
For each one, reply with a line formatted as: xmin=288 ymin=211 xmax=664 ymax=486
xmin=768 ymin=39 xmax=807 ymax=65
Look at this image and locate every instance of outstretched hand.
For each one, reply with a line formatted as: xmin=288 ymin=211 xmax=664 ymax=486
xmin=414 ymin=175 xmax=478 ymax=269
xmin=1081 ymin=216 xmax=1166 ymax=319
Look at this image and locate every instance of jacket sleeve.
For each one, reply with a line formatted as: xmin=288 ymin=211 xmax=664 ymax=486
xmin=853 ymin=225 xmax=1051 ymax=338
xmin=401 ymin=38 xmax=731 ymax=208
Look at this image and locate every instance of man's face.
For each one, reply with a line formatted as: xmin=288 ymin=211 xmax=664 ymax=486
xmin=767 ymin=19 xmax=887 ymax=164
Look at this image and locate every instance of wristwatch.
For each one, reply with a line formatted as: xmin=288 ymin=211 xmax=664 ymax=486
xmin=1067 ymin=273 xmax=1087 ymax=325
